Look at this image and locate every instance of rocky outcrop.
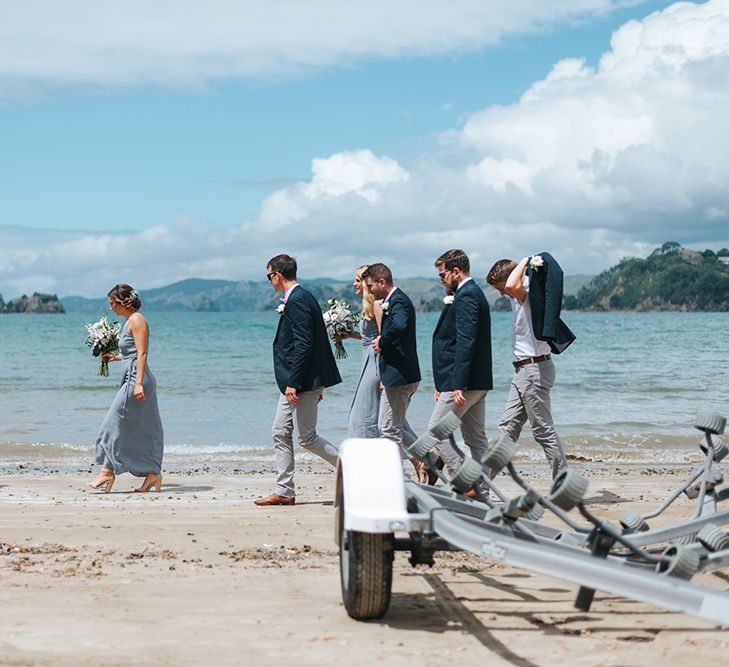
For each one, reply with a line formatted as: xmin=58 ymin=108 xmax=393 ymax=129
xmin=0 ymin=293 xmax=65 ymax=314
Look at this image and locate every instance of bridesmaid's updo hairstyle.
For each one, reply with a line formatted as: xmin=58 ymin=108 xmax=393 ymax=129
xmin=108 ymin=284 xmax=142 ymax=311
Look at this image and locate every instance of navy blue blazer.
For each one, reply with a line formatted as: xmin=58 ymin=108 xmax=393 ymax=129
xmin=378 ymin=288 xmax=421 ymax=388
xmin=273 ymin=285 xmax=342 ymax=394
xmin=432 ymin=279 xmax=493 ymax=392
xmin=526 ymin=251 xmax=576 ymax=354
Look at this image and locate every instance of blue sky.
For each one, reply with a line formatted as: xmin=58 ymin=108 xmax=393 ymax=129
xmin=1 ymin=0 xmax=728 ymax=297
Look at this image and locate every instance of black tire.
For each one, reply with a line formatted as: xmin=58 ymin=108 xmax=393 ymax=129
xmin=694 ymin=411 xmax=726 ymax=436
xmin=697 ymin=523 xmax=729 ymax=553
xmin=548 ymin=469 xmax=588 ymax=511
xmin=338 ymin=483 xmax=394 ymax=620
xmin=481 ymin=434 xmax=518 ymax=476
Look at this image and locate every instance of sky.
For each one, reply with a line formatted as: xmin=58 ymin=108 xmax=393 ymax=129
xmin=1 ymin=0 xmax=728 ymax=298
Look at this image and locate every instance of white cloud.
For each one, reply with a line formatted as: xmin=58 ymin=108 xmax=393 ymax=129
xmin=255 ymin=150 xmax=409 ymax=230
xmin=0 ymin=1 xmax=638 ymax=96
xmin=458 ymin=0 xmax=729 ymax=228
xmin=4 ymin=1 xmax=729 ymax=297
xmin=303 ymin=150 xmax=409 ymax=202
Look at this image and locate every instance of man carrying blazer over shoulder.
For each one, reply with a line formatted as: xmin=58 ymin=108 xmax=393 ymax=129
xmin=255 ymin=254 xmax=342 ymax=506
xmin=487 ymin=253 xmax=575 ymax=478
xmin=430 ymin=249 xmax=492 ymax=486
xmin=362 ymin=263 xmax=421 ymax=474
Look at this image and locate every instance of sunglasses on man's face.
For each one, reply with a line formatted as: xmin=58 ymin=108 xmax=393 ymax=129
xmin=266 ymin=271 xmax=276 ymax=281
xmin=438 ymin=270 xmax=450 ymax=280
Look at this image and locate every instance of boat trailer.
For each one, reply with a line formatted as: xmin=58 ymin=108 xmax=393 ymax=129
xmin=334 ymin=411 xmax=729 ymax=625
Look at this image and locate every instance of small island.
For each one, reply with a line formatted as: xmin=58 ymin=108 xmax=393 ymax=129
xmin=565 ymin=242 xmax=729 ymax=311
xmin=0 ymin=292 xmax=65 ymax=314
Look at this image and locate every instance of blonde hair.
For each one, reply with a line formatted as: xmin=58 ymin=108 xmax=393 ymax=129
xmin=356 ymin=265 xmax=375 ymax=320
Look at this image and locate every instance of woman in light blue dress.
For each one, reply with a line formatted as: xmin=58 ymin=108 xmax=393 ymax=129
xmin=346 ymin=267 xmax=419 ymax=451
xmin=87 ymin=284 xmax=164 ymax=493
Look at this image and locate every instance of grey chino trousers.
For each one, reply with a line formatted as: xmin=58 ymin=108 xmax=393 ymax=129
xmin=379 ymin=381 xmax=419 ymax=452
xmin=272 ymin=388 xmax=339 ymax=497
xmin=429 ymin=389 xmax=488 ymax=476
xmin=499 ymin=359 xmax=567 ymax=479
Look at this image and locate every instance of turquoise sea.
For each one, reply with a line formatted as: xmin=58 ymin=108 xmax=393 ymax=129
xmin=1 ymin=310 xmax=728 ymax=468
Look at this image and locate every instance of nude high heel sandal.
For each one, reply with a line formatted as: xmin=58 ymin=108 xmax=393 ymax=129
xmin=135 ymin=473 xmax=162 ymax=493
xmin=88 ymin=469 xmax=115 ymax=493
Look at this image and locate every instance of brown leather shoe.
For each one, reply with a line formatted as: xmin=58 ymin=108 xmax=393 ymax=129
xmin=254 ymin=493 xmax=295 ymax=506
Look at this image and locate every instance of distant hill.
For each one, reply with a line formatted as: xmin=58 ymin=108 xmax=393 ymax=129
xmin=565 ymin=242 xmax=729 ymax=311
xmin=61 ymin=272 xmax=593 ymax=314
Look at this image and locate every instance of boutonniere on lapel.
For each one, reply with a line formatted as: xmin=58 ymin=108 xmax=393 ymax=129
xmin=529 ymin=255 xmax=544 ymax=271
xmin=381 ymin=301 xmax=390 ymax=314
xmin=276 ymin=300 xmax=285 ymax=315
xmin=443 ymin=295 xmax=454 ymax=305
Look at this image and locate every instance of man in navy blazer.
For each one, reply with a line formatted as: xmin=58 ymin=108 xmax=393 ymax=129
xmin=255 ymin=254 xmax=342 ymax=506
xmin=429 ymin=249 xmax=492 ymax=484
xmin=487 ymin=254 xmax=572 ymax=478
xmin=362 ymin=263 xmax=421 ymax=464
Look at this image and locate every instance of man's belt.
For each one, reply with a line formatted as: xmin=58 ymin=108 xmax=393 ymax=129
xmin=513 ymin=354 xmax=551 ymax=368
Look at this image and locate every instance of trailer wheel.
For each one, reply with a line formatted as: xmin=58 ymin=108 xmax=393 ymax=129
xmin=548 ymin=469 xmax=588 ymax=511
xmin=694 ymin=411 xmax=726 ymax=436
xmin=338 ymin=484 xmax=393 ymax=620
xmin=481 ymin=434 xmax=518 ymax=476
xmin=619 ymin=511 xmax=649 ymax=533
xmin=656 ymin=545 xmax=700 ymax=580
xmin=697 ymin=523 xmax=729 ymax=553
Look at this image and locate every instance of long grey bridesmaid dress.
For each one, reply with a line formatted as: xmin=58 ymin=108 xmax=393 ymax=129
xmin=95 ymin=320 xmax=164 ymax=476
xmin=347 ymin=316 xmax=418 ymax=445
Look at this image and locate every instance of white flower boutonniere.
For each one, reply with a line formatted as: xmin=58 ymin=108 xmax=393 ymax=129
xmin=381 ymin=301 xmax=390 ymax=314
xmin=443 ymin=295 xmax=455 ymax=305
xmin=276 ymin=303 xmax=285 ymax=314
xmin=529 ymin=255 xmax=544 ymax=271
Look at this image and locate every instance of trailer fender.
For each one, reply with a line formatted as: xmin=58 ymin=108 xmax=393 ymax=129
xmin=335 ymin=438 xmax=410 ymax=538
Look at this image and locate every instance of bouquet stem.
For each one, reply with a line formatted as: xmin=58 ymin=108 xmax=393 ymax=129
xmin=98 ymin=360 xmax=109 ymax=377
xmin=334 ymin=340 xmax=348 ymax=360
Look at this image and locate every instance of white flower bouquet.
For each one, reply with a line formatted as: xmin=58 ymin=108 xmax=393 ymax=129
xmin=84 ymin=316 xmax=121 ymax=376
xmin=323 ymin=298 xmax=360 ymax=360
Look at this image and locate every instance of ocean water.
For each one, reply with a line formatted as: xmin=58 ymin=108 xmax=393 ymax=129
xmin=1 ymin=309 xmax=728 ymax=467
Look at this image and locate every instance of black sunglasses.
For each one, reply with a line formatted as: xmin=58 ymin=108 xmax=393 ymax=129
xmin=266 ymin=271 xmax=277 ymax=281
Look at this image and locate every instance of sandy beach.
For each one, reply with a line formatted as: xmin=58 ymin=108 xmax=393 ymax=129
xmin=1 ymin=463 xmax=727 ymax=667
